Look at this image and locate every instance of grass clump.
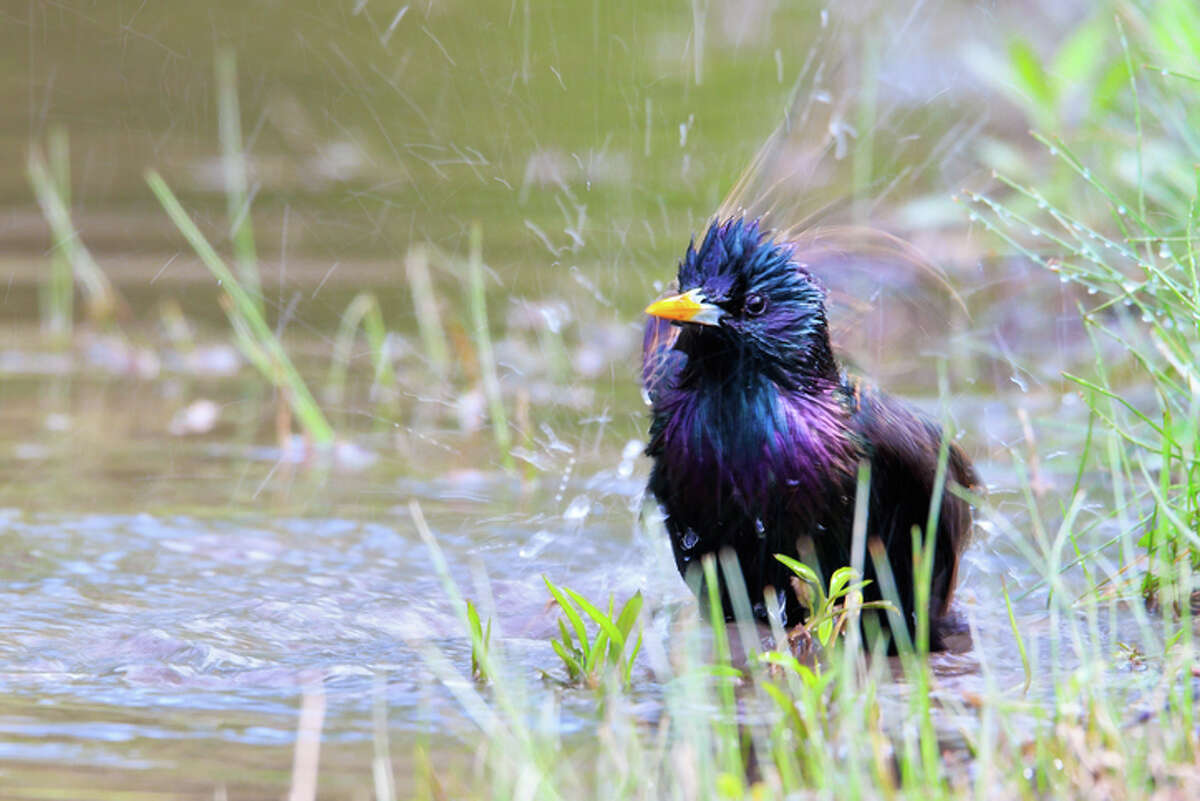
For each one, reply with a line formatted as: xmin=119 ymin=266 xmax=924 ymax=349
xmin=542 ymin=576 xmax=642 ymax=689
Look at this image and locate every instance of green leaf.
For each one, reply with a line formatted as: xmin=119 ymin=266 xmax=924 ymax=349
xmin=816 ymin=617 xmax=834 ymax=647
xmin=556 ymin=617 xmax=575 ymax=650
xmin=1008 ymin=38 xmax=1056 ymax=112
xmin=544 ymin=576 xmax=589 ymax=651
xmin=757 ymin=650 xmax=806 ymax=675
xmin=827 ymin=566 xmax=859 ymax=601
xmin=775 ymin=553 xmax=826 ymax=608
xmin=715 ymin=771 xmax=744 ymax=799
xmin=586 ymin=629 xmax=610 ymax=675
xmin=623 ymin=631 xmax=643 ymax=685
xmin=615 ymin=591 xmax=643 ymax=640
xmin=564 ymin=586 xmax=626 ymax=654
xmin=551 ymin=639 xmax=583 ymax=679
xmin=759 ymin=681 xmax=805 ymax=734
xmin=466 ymin=599 xmax=482 ymax=639
xmin=1052 ymin=15 xmax=1108 ymax=86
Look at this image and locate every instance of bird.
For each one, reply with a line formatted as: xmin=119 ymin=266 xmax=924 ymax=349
xmin=642 ymin=216 xmax=978 ymax=651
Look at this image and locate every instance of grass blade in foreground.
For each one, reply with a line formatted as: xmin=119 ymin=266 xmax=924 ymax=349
xmin=145 ymin=169 xmax=334 ymax=447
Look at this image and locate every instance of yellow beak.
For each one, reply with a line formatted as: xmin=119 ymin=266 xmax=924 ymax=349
xmin=643 ymin=288 xmax=723 ymax=326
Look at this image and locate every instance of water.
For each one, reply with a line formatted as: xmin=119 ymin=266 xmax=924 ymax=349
xmin=0 ymin=0 xmax=1177 ymax=797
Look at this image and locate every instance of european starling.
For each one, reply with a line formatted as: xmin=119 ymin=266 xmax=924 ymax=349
xmin=642 ymin=217 xmax=977 ymax=649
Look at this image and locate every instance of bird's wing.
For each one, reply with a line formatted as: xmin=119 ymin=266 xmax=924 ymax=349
xmin=641 ymin=283 xmax=687 ymax=406
xmin=845 ymin=376 xmax=978 ymax=615
xmin=846 ymin=376 xmax=979 ymax=499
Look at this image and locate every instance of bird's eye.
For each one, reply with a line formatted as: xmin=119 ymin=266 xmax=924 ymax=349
xmin=744 ymin=293 xmax=767 ymax=316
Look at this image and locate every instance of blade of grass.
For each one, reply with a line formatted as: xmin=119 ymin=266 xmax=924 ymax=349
xmin=146 ymin=169 xmax=334 ymax=446
xmin=27 ymin=151 xmax=120 ymax=323
xmin=215 ymin=46 xmax=263 ymax=314
xmin=325 ymin=291 xmax=398 ymax=411
xmin=465 ymin=223 xmax=514 ymax=471
xmin=405 ymin=245 xmax=451 ymax=382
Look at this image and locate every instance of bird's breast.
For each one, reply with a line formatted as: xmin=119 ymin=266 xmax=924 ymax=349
xmin=652 ymin=382 xmax=859 ymax=514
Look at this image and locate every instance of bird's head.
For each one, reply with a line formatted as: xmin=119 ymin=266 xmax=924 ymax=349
xmin=645 ymin=217 xmax=837 ymax=390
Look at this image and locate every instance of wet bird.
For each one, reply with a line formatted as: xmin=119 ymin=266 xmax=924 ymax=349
xmin=642 ymin=217 xmax=978 ymax=650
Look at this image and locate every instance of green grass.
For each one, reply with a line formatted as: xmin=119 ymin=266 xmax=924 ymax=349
xmin=324 ymin=291 xmax=399 ymax=417
xmin=215 ymin=47 xmax=263 ymax=316
xmin=967 ymin=2 xmax=1200 ymax=602
xmin=405 ymin=244 xmax=452 ymax=384
xmin=146 ymin=170 xmax=335 ymax=448
xmin=542 ymin=576 xmax=643 ymax=689
xmin=406 ymin=497 xmax=1200 ymax=800
xmin=466 ymin=223 xmax=515 ymax=472
xmin=27 ymin=135 xmax=121 ymax=328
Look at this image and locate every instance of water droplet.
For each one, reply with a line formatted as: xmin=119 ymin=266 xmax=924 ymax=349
xmin=755 ymin=518 xmax=766 ymax=537
xmin=563 ymin=495 xmax=592 ymax=521
xmin=1059 ymin=275 xmax=1069 ymax=284
xmin=1087 ymin=286 xmax=1098 ymax=295
xmin=1082 ymin=168 xmax=1091 ymax=179
xmin=1029 ymin=227 xmax=1041 ymax=237
xmin=1159 ymin=246 xmax=1171 ymax=259
xmin=1162 ymin=69 xmax=1169 ymax=77
xmin=1048 ymin=146 xmax=1058 ymax=156
xmin=1141 ymin=312 xmax=1152 ymax=322
xmin=1117 ymin=206 xmax=1126 ymax=215
xmin=968 ymin=212 xmax=979 ymax=222
xmin=617 ymin=438 xmax=644 ymax=478
xmin=681 ymin=529 xmax=700 ymax=550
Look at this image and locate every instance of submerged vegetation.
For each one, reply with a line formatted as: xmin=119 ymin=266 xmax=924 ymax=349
xmin=7 ymin=1 xmax=1200 ymax=799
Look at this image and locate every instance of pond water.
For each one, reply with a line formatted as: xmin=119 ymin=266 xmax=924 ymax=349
xmin=0 ymin=0 xmax=1182 ymax=797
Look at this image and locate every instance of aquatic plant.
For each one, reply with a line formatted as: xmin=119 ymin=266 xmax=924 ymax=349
xmin=772 ymin=558 xmax=894 ymax=651
xmin=465 ymin=598 xmax=493 ymax=684
xmin=542 ymin=576 xmax=642 ymax=689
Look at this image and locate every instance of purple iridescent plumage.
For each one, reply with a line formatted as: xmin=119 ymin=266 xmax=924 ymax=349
xmin=643 ymin=217 xmax=978 ymax=648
